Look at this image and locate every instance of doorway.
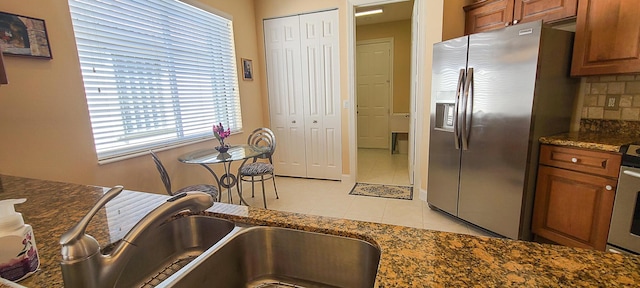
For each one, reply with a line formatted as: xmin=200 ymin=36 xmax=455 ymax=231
xmin=353 ymin=1 xmax=414 ymax=186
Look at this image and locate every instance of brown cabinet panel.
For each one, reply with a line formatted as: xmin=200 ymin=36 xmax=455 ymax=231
xmin=464 ymin=0 xmax=515 ymax=35
xmin=464 ymin=0 xmax=577 ymax=35
xmin=539 ymin=145 xmax=621 ymax=178
xmin=532 ymin=165 xmax=616 ymax=250
xmin=571 ymin=0 xmax=640 ymax=75
xmin=513 ymin=0 xmax=578 ymax=23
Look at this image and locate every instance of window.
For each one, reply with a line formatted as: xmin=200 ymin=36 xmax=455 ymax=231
xmin=68 ymin=0 xmax=242 ymax=161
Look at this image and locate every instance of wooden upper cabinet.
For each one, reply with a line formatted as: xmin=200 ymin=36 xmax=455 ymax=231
xmin=464 ymin=0 xmax=515 ymax=35
xmin=513 ymin=0 xmax=578 ymax=24
xmin=464 ymin=0 xmax=577 ymax=35
xmin=571 ymin=0 xmax=640 ymax=76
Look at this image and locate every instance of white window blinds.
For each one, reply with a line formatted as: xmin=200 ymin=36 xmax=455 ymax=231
xmin=68 ymin=0 xmax=242 ymax=161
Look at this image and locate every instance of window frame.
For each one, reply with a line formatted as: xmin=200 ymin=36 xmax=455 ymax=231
xmin=68 ymin=0 xmax=243 ymax=163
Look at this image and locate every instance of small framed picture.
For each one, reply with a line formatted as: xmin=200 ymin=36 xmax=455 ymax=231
xmin=242 ymin=58 xmax=253 ymax=81
xmin=0 ymin=11 xmax=52 ymax=59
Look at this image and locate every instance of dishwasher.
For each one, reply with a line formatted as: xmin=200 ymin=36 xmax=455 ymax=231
xmin=607 ymin=144 xmax=640 ymax=255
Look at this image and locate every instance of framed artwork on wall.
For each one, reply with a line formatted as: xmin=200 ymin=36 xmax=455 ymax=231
xmin=0 ymin=50 xmax=7 ymax=84
xmin=242 ymin=58 xmax=253 ymax=81
xmin=0 ymin=11 xmax=52 ymax=59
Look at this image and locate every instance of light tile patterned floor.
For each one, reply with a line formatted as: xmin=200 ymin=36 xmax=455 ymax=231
xmin=220 ymin=148 xmax=494 ymax=237
xmin=357 ymin=148 xmax=411 ymax=186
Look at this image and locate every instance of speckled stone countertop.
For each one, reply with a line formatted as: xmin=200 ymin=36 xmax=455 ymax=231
xmin=2 ymin=175 xmax=640 ymax=287
xmin=539 ymin=132 xmax=640 ymax=152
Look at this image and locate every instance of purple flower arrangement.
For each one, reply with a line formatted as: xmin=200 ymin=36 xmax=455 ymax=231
xmin=213 ymin=123 xmax=231 ymax=153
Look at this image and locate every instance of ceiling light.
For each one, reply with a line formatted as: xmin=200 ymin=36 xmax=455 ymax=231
xmin=355 ymin=9 xmax=383 ymax=17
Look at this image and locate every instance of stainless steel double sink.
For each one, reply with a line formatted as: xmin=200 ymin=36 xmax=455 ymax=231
xmin=116 ymin=215 xmax=381 ymax=288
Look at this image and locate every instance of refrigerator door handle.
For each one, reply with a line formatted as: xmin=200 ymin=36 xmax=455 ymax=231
xmin=453 ymin=68 xmax=465 ymax=150
xmin=461 ymin=67 xmax=474 ymax=151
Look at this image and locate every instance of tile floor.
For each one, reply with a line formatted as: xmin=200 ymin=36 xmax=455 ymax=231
xmin=221 ymin=148 xmax=494 ymax=237
xmin=357 ymin=148 xmax=411 ymax=186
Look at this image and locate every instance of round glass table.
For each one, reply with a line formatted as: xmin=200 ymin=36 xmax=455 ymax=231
xmin=178 ymin=144 xmax=269 ymax=205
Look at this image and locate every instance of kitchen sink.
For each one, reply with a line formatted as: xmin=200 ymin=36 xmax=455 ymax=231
xmin=111 ymin=216 xmax=235 ymax=287
xmin=159 ymin=226 xmax=381 ymax=288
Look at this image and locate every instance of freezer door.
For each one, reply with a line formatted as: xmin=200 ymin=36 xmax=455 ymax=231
xmin=427 ymin=36 xmax=468 ymax=216
xmin=458 ymin=22 xmax=542 ymax=239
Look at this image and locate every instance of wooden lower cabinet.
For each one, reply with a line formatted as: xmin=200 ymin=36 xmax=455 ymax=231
xmin=532 ymin=165 xmax=617 ymax=251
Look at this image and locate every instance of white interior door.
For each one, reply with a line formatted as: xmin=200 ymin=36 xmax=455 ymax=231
xmin=299 ymin=10 xmax=342 ymax=180
xmin=264 ymin=16 xmax=307 ymax=178
xmin=356 ymin=40 xmax=391 ymax=149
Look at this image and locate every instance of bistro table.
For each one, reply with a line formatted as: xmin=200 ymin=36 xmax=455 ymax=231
xmin=178 ymin=144 xmax=268 ymax=205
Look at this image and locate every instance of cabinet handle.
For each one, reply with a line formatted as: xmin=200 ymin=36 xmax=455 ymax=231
xmin=505 ymin=22 xmax=510 ymax=27
xmin=513 ymin=19 xmax=519 ymax=25
xmin=292 ymin=120 xmax=296 ymax=124
xmin=605 ymin=185 xmax=613 ymax=191
xmin=313 ymin=120 xmax=318 ymax=124
xmin=571 ymin=157 xmax=578 ymax=163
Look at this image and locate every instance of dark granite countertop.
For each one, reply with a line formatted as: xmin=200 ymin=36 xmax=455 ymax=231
xmin=1 ymin=175 xmax=639 ymax=287
xmin=539 ymin=132 xmax=640 ymax=152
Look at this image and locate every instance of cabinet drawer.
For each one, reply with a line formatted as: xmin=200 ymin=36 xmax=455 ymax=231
xmin=539 ymin=145 xmax=621 ymax=178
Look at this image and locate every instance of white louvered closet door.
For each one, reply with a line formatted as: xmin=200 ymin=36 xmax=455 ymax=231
xmin=299 ymin=10 xmax=341 ymax=180
xmin=264 ymin=16 xmax=307 ymax=178
xmin=264 ymin=10 xmax=341 ymax=180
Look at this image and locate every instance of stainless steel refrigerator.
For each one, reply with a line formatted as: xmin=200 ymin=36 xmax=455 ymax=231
xmin=427 ymin=21 xmax=578 ymax=240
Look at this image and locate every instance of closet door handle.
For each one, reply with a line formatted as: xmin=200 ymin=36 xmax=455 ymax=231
xmin=313 ymin=120 xmax=318 ymax=124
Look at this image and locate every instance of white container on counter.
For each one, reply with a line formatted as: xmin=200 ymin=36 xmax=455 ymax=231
xmin=0 ymin=199 xmax=39 ymax=282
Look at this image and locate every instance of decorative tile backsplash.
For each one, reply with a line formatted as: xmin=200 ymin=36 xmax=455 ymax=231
xmin=581 ymin=74 xmax=640 ymax=121
xmin=580 ymin=119 xmax=640 ymax=136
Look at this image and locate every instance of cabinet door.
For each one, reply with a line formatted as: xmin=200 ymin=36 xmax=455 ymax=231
xmin=513 ymin=0 xmax=577 ymax=24
xmin=464 ymin=0 xmax=515 ymax=35
xmin=532 ymin=165 xmax=616 ymax=251
xmin=264 ymin=16 xmax=307 ymax=178
xmin=571 ymin=0 xmax=640 ymax=76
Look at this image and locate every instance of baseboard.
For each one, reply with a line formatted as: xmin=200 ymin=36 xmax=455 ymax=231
xmin=342 ymin=174 xmax=355 ymax=184
xmin=419 ymin=188 xmax=427 ymax=201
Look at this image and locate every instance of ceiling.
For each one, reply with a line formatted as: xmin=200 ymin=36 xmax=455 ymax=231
xmin=355 ymin=0 xmax=414 ymax=26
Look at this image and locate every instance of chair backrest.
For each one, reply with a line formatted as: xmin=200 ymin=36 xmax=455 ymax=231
xmin=247 ymin=127 xmax=276 ymax=159
xmin=150 ymin=151 xmax=173 ymax=195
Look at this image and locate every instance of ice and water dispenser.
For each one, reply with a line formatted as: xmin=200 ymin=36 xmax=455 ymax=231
xmin=434 ymin=102 xmax=455 ymax=131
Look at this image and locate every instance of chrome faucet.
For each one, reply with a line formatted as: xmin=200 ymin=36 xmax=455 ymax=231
xmin=60 ymin=186 xmax=214 ymax=288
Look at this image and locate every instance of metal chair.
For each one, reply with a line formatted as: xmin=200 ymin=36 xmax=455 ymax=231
xmin=150 ymin=150 xmax=220 ymax=200
xmin=237 ymin=128 xmax=279 ymax=208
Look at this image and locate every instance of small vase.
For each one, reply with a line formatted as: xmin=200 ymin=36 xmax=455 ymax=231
xmin=215 ymin=144 xmax=229 ymax=153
